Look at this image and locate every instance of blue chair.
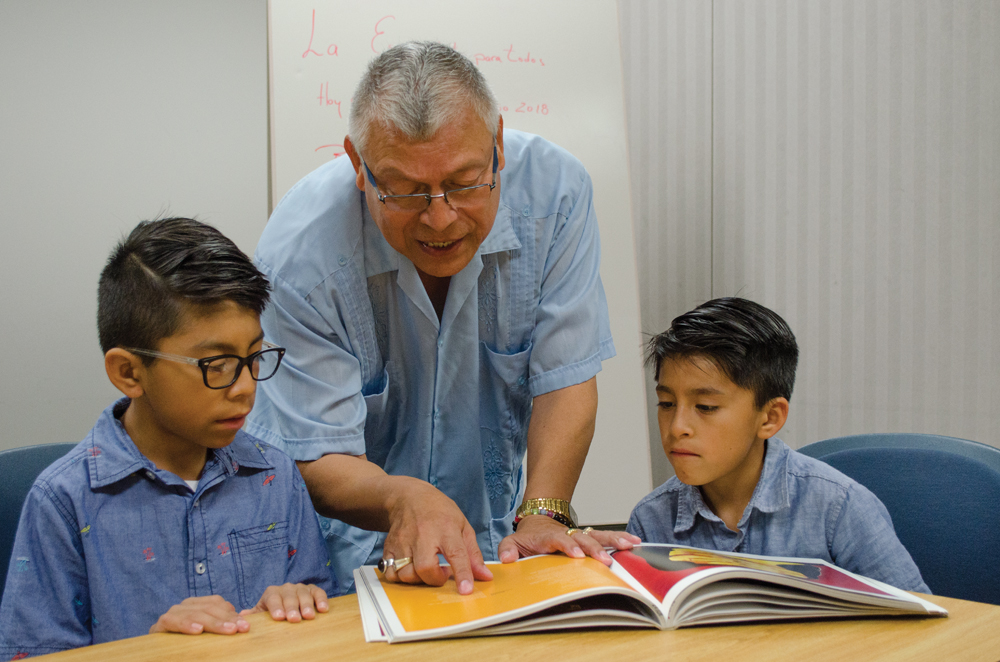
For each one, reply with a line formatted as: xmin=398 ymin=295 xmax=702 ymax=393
xmin=0 ymin=442 xmax=77 ymax=600
xmin=797 ymin=433 xmax=1000 ymax=605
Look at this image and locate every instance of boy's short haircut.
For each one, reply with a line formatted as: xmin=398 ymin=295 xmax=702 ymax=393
xmin=97 ymin=217 xmax=270 ymax=357
xmin=646 ymin=297 xmax=798 ymax=409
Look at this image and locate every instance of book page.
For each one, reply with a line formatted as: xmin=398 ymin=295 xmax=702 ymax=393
xmin=372 ymin=555 xmax=634 ymax=633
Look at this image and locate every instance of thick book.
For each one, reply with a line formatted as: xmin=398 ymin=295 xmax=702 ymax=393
xmin=353 ymin=544 xmax=947 ymax=643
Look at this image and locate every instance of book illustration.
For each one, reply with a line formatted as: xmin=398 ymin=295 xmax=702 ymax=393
xmin=615 ymin=546 xmax=889 ymax=603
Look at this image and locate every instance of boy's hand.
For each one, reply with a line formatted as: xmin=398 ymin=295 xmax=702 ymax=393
xmin=242 ymin=583 xmax=329 ymax=622
xmin=149 ymin=595 xmax=249 ymax=635
xmin=497 ymin=515 xmax=641 ymax=565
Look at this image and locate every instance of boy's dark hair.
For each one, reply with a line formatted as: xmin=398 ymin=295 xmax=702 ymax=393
xmin=646 ymin=297 xmax=798 ymax=409
xmin=98 ymin=217 xmax=270 ymax=358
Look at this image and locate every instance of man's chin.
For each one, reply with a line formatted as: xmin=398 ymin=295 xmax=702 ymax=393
xmin=412 ymin=253 xmax=475 ymax=279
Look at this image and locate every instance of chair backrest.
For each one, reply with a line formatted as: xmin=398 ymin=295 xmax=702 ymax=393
xmin=797 ymin=433 xmax=1000 ymax=605
xmin=0 ymin=442 xmax=77 ymax=601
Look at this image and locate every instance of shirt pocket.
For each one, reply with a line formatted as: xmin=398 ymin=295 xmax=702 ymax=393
xmin=362 ymin=361 xmax=396 ymax=467
xmin=228 ymin=521 xmax=290 ymax=610
xmin=479 ymin=342 xmax=532 ymax=520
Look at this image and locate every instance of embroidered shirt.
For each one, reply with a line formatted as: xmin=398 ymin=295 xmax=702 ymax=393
xmin=246 ymin=130 xmax=615 ymax=591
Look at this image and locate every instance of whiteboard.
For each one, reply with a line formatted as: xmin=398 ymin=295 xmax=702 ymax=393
xmin=268 ymin=0 xmax=650 ymax=524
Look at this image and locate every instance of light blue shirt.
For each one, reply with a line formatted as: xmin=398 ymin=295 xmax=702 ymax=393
xmin=0 ymin=399 xmax=336 ymax=656
xmin=627 ymin=438 xmax=930 ymax=593
xmin=247 ymin=130 xmax=615 ymax=591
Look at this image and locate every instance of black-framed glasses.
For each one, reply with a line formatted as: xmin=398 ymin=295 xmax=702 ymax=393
xmin=126 ymin=341 xmax=286 ymax=389
xmin=361 ymin=139 xmax=498 ymax=213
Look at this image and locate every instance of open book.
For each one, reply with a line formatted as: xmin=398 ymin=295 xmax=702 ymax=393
xmin=353 ymin=544 xmax=946 ymax=643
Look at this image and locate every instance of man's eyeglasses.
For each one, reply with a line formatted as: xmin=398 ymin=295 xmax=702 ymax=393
xmin=126 ymin=341 xmax=286 ymax=390
xmin=362 ymin=140 xmax=498 ymax=213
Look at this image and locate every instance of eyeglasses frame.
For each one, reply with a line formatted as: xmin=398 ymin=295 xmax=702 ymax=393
xmin=125 ymin=340 xmax=286 ymax=390
xmin=361 ymin=139 xmax=499 ymax=212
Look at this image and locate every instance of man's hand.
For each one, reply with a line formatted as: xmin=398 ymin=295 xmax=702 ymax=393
xmin=497 ymin=515 xmax=641 ymax=565
xmin=149 ymin=595 xmax=249 ymax=635
xmin=380 ymin=477 xmax=494 ymax=595
xmin=242 ymin=583 xmax=329 ymax=622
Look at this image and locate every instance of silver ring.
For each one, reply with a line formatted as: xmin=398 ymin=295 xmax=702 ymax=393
xmin=378 ymin=556 xmax=414 ymax=573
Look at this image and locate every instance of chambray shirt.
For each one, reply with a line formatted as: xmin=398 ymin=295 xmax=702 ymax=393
xmin=627 ymin=438 xmax=929 ymax=592
xmin=0 ymin=399 xmax=336 ymax=657
xmin=247 ymin=130 xmax=615 ymax=591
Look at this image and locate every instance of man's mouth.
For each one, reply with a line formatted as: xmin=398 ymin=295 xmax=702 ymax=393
xmin=420 ymin=240 xmax=458 ymax=249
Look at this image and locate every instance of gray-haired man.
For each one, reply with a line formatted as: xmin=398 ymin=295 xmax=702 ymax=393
xmin=248 ymin=41 xmax=638 ymax=594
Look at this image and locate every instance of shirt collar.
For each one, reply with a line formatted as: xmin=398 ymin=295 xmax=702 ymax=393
xmin=86 ymin=398 xmax=274 ymax=489
xmin=750 ymin=437 xmax=791 ymax=514
xmin=361 ymin=196 xmax=521 ymax=279
xmin=671 ymin=437 xmax=791 ymax=533
xmin=478 ymin=205 xmax=522 ymax=254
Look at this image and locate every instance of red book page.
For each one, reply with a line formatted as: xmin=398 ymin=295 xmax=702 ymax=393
xmin=613 ymin=546 xmax=890 ymax=602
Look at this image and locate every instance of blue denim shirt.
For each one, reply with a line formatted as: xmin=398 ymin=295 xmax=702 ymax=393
xmin=247 ymin=130 xmax=615 ymax=591
xmin=627 ymin=438 xmax=929 ymax=592
xmin=0 ymin=399 xmax=336 ymax=657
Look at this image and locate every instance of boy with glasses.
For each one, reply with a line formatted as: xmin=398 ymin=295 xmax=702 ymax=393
xmin=0 ymin=218 xmax=336 ymax=657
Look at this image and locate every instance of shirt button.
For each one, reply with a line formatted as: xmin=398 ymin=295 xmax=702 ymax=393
xmin=338 ymin=255 xmax=348 ymax=265
xmin=193 ymin=500 xmax=200 ymax=508
xmin=437 ymin=338 xmax=443 ymax=348
xmin=145 ymin=471 xmax=155 ymax=480
xmin=522 ymin=207 xmax=530 ymax=217
xmin=517 ymin=376 xmax=526 ymax=386
xmin=195 ymin=561 xmax=206 ymax=575
xmin=430 ymin=477 xmax=438 ymax=488
xmin=434 ymin=408 xmax=440 ymax=419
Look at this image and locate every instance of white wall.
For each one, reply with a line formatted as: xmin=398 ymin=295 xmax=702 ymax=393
xmin=0 ymin=0 xmax=268 ymax=449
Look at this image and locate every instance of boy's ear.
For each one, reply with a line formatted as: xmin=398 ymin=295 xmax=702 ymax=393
xmin=758 ymin=397 xmax=789 ymax=439
xmin=105 ymin=349 xmax=146 ymax=399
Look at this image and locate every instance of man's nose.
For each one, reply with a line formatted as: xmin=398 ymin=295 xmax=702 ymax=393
xmin=419 ymin=194 xmax=458 ymax=232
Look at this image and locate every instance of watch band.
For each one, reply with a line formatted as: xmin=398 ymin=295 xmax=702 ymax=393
xmin=514 ymin=498 xmax=578 ymax=530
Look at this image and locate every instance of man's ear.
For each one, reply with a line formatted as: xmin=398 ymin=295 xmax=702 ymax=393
xmin=105 ymin=349 xmax=146 ymax=399
xmin=343 ymin=135 xmax=366 ymax=191
xmin=758 ymin=397 xmax=789 ymax=440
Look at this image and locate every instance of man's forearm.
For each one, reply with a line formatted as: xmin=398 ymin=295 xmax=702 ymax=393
xmin=296 ymin=453 xmax=423 ymax=531
xmin=523 ymin=377 xmax=598 ymax=503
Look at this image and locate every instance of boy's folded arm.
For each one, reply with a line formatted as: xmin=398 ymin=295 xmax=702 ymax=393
xmin=149 ymin=596 xmax=249 ymax=635
xmin=0 ymin=484 xmax=93 ymax=655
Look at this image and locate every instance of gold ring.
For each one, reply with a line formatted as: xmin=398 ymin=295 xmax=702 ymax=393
xmin=582 ymin=527 xmax=594 ymax=535
xmin=566 ymin=528 xmax=582 ymax=536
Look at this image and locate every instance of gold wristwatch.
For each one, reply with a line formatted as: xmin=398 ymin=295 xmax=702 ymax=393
xmin=514 ymin=498 xmax=578 ymax=530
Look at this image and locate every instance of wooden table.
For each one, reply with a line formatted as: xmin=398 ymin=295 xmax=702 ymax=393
xmin=35 ymin=592 xmax=1000 ymax=662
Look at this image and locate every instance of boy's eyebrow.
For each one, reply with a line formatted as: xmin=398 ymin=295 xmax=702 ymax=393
xmin=655 ymin=384 xmax=725 ymax=396
xmin=193 ymin=331 xmax=266 ymax=354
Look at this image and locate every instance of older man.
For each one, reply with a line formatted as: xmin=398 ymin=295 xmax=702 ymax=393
xmin=247 ymin=42 xmax=636 ymax=594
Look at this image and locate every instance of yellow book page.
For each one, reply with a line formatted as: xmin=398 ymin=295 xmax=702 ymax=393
xmin=381 ymin=556 xmax=633 ymax=632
